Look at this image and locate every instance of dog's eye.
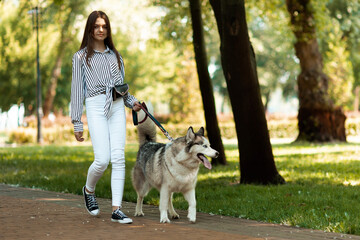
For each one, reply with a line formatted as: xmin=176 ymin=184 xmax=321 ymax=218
xmin=203 ymin=145 xmax=207 ymax=148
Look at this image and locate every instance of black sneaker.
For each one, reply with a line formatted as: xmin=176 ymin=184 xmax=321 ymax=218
xmin=111 ymin=208 xmax=133 ymax=224
xmin=82 ymin=186 xmax=100 ymax=216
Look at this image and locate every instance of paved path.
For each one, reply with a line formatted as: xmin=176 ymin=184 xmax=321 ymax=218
xmin=0 ymin=184 xmax=358 ymax=240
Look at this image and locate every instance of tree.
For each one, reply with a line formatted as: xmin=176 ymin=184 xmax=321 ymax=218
xmin=248 ymin=15 xmax=299 ymax=112
xmin=327 ymin=0 xmax=360 ymax=112
xmin=286 ymin=0 xmax=346 ymax=142
xmin=209 ymin=0 xmax=285 ymax=184
xmin=188 ymin=0 xmax=226 ymax=165
xmin=42 ymin=0 xmax=89 ymax=116
xmin=0 ymin=0 xmax=85 ymax=116
xmin=0 ymin=1 xmax=37 ymax=113
xmin=322 ymin=28 xmax=354 ymax=110
xmin=152 ymin=0 xmax=226 ymax=165
xmin=244 ymin=1 xmax=300 ymax=112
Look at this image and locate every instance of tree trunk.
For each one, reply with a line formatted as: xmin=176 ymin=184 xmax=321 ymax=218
xmin=43 ymin=54 xmax=63 ymax=117
xmin=286 ymin=0 xmax=346 ymax=142
xmin=189 ymin=0 xmax=226 ymax=165
xmin=42 ymin=5 xmax=75 ymax=117
xmin=354 ymin=86 xmax=360 ymax=113
xmin=210 ymin=0 xmax=285 ymax=184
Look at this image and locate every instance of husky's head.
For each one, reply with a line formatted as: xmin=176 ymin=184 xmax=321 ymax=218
xmin=184 ymin=127 xmax=219 ymax=170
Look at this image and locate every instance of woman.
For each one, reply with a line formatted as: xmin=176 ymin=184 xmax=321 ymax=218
xmin=71 ymin=10 xmax=141 ymax=224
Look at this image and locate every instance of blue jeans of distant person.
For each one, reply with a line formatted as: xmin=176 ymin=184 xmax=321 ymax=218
xmin=85 ymin=94 xmax=126 ymax=207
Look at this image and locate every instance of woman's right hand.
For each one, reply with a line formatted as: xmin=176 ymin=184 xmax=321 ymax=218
xmin=133 ymin=101 xmax=142 ymax=112
xmin=74 ymin=131 xmax=84 ymax=142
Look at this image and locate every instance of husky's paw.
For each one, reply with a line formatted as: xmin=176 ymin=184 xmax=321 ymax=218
xmin=160 ymin=217 xmax=171 ymax=223
xmin=134 ymin=211 xmax=144 ymax=217
xmin=188 ymin=213 xmax=196 ymax=223
xmin=170 ymin=213 xmax=180 ymax=219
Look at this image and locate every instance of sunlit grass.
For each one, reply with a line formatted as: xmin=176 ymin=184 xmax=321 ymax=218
xmin=272 ymin=142 xmax=360 ymax=187
xmin=1 ymin=142 xmax=360 ymax=235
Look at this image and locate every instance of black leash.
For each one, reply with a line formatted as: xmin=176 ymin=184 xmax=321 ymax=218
xmin=132 ymin=102 xmax=174 ymax=141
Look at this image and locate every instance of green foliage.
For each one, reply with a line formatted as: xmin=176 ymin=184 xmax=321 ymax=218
xmin=152 ymin=0 xmax=223 ymax=117
xmin=2 ymin=0 xmax=360 ymax=123
xmin=112 ymin=27 xmax=203 ymax=122
xmin=0 ymin=0 xmax=86 ymax=114
xmin=308 ymin=0 xmax=357 ymax=110
xmin=1 ymin=142 xmax=360 ymax=235
xmin=152 ymin=0 xmax=216 ymax=50
xmin=0 ymin=0 xmax=205 ymax=122
xmin=327 ymin=0 xmax=360 ymax=93
xmin=0 ymin=1 xmax=36 ymax=111
xmin=247 ymin=8 xmax=299 ymax=104
xmin=53 ymin=43 xmax=79 ymax=114
xmin=323 ymin=26 xmax=354 ymax=109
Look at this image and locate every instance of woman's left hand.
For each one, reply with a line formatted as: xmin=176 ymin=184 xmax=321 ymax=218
xmin=133 ymin=102 xmax=142 ymax=112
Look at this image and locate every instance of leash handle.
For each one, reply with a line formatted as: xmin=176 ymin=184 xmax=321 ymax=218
xmin=132 ymin=109 xmax=138 ymax=125
xmin=134 ymin=102 xmax=173 ymax=141
xmin=132 ymin=102 xmax=148 ymax=125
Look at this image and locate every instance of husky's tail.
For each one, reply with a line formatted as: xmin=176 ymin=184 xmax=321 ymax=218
xmin=136 ymin=102 xmax=157 ymax=146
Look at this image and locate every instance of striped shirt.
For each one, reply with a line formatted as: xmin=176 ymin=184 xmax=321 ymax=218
xmin=71 ymin=46 xmax=137 ymax=132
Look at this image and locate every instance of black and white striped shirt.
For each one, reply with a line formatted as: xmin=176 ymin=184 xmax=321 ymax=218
xmin=71 ymin=46 xmax=137 ymax=132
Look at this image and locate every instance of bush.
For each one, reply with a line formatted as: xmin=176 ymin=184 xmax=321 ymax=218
xmin=6 ymin=116 xmax=360 ymax=144
xmin=127 ymin=120 xmax=298 ymax=142
xmin=346 ymin=117 xmax=360 ymax=136
xmin=268 ymin=119 xmax=298 ymax=139
xmin=8 ymin=127 xmax=88 ymax=144
xmin=8 ymin=128 xmax=36 ymax=144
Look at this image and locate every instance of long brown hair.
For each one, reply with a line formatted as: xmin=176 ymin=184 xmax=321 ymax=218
xmin=80 ymin=11 xmax=122 ymax=69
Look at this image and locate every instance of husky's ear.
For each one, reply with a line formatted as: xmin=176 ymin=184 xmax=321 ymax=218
xmin=197 ymin=127 xmax=205 ymax=136
xmin=186 ymin=127 xmax=195 ymax=143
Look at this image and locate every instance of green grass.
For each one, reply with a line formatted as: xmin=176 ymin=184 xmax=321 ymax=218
xmin=1 ymin=142 xmax=360 ymax=235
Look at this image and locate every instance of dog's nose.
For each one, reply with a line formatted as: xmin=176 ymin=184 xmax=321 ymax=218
xmin=215 ymin=151 xmax=219 ymax=158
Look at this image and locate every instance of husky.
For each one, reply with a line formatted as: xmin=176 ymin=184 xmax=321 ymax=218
xmin=131 ymin=104 xmax=219 ymax=223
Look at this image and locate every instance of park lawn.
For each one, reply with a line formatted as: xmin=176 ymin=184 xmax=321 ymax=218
xmin=1 ymin=142 xmax=360 ymax=235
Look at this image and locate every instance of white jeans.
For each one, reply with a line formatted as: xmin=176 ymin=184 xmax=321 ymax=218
xmin=85 ymin=94 xmax=126 ymax=207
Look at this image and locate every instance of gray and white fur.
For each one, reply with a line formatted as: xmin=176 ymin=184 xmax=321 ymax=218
xmin=131 ymin=104 xmax=219 ymax=223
